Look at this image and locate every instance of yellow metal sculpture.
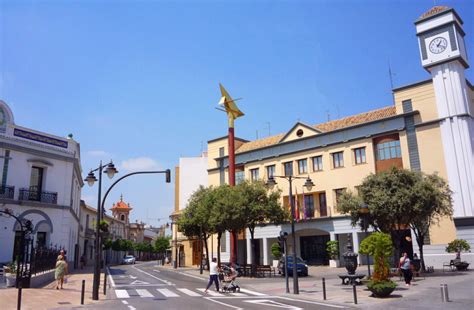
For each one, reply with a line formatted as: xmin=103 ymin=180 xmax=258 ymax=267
xmin=219 ymin=83 xmax=244 ymax=128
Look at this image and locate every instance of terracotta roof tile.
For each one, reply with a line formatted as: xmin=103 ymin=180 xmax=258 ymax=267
xmin=235 ymin=106 xmax=396 ymax=154
xmin=419 ymin=6 xmax=449 ymax=19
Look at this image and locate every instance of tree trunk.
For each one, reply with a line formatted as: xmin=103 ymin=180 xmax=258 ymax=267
xmin=217 ymin=232 xmax=222 ymax=266
xmin=413 ymin=228 xmax=426 ymax=272
xmin=204 ymin=235 xmax=210 ymax=271
xmin=249 ymin=228 xmax=256 ymax=277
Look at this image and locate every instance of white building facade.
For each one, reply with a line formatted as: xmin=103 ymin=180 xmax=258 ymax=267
xmin=0 ymin=100 xmax=83 ymax=265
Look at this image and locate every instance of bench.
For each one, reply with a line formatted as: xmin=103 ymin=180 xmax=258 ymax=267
xmin=443 ymin=260 xmax=456 ymax=272
xmin=256 ymin=265 xmax=275 ymax=278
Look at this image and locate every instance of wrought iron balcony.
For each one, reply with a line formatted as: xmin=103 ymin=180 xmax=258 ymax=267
xmin=19 ymin=188 xmax=58 ymax=204
xmin=0 ymin=185 xmax=15 ymax=199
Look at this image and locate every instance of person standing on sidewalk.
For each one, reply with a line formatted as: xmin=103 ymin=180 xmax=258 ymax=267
xmin=204 ymin=258 xmax=220 ymax=293
xmin=400 ymin=252 xmax=412 ymax=286
xmin=55 ymin=255 xmax=68 ymax=289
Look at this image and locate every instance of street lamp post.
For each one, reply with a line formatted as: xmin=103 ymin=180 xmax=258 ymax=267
xmin=85 ymin=161 xmax=118 ymax=301
xmin=266 ymin=174 xmax=314 ymax=295
xmin=167 ymin=220 xmax=179 ymax=269
xmin=85 ymin=161 xmax=170 ymax=301
xmin=278 ymin=231 xmax=289 ymax=294
xmin=359 ymin=203 xmax=371 ymax=278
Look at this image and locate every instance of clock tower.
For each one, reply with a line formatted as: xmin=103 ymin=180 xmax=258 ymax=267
xmin=415 ymin=6 xmax=474 ymax=216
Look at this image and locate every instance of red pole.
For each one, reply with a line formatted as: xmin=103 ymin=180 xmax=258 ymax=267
xmin=228 ymin=127 xmax=236 ymax=265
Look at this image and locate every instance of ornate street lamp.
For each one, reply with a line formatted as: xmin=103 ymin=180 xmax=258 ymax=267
xmin=266 ymin=174 xmax=314 ymax=295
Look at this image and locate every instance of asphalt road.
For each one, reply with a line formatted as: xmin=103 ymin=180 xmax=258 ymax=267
xmin=81 ymin=261 xmax=348 ymax=310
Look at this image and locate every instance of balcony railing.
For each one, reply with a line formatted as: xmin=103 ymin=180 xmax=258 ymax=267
xmin=19 ymin=188 xmax=58 ymax=204
xmin=0 ymin=185 xmax=15 ymax=199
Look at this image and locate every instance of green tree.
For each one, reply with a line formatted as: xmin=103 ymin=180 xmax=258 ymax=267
xmin=338 ymin=167 xmax=452 ymax=266
xmin=154 ymin=236 xmax=171 ymax=253
xmin=446 ymin=239 xmax=471 ymax=260
xmin=178 ymin=186 xmax=214 ymax=270
xmin=409 ymin=173 xmax=452 ymax=270
xmin=236 ymin=180 xmax=286 ymax=276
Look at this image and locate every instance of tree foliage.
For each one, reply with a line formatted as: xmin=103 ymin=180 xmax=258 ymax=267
xmin=338 ymin=167 xmax=453 ymax=268
xmin=359 ymin=232 xmax=393 ymax=282
xmin=154 ymin=236 xmax=171 ymax=253
xmin=446 ymin=239 xmax=470 ymax=258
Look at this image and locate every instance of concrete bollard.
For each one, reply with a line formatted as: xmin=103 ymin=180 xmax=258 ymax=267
xmin=322 ymin=278 xmax=327 ymax=300
xmin=440 ymin=284 xmax=450 ymax=302
xmin=352 ymin=284 xmax=358 ymax=304
xmin=81 ymin=280 xmax=85 ymax=305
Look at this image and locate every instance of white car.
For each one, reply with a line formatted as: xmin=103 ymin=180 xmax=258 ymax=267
xmin=122 ymin=255 xmax=136 ymax=265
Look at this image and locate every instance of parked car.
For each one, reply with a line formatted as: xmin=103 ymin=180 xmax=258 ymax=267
xmin=122 ymin=255 xmax=136 ymax=265
xmin=277 ymin=256 xmax=308 ymax=276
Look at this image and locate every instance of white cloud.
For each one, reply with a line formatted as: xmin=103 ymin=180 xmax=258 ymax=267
xmin=86 ymin=150 xmax=111 ymax=157
xmin=120 ymin=157 xmax=161 ymax=172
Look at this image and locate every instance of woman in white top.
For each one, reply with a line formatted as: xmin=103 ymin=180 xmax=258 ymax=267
xmin=204 ymin=258 xmax=220 ymax=293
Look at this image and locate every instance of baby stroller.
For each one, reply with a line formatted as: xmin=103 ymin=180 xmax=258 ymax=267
xmin=219 ymin=265 xmax=240 ymax=293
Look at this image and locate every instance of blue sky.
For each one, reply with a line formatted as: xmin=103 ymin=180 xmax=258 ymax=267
xmin=1 ymin=0 xmax=473 ymax=226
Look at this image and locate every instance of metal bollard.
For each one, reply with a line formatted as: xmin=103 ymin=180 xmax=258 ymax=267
xmin=442 ymin=284 xmax=449 ymax=302
xmin=81 ymin=280 xmax=85 ymax=305
xmin=17 ymin=282 xmax=22 ymax=310
xmin=103 ymin=272 xmax=107 ymax=295
xmin=322 ymin=278 xmax=327 ymax=300
xmin=352 ymin=284 xmax=358 ymax=304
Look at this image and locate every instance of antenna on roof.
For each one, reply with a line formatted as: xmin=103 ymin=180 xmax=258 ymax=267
xmin=326 ymin=110 xmax=331 ymax=122
xmin=388 ymin=60 xmax=396 ymax=105
xmin=256 ymin=130 xmax=259 ymax=139
xmin=265 ymin=122 xmax=271 ymax=137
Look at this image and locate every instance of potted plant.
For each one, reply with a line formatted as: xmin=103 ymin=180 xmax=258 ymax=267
xmin=271 ymin=242 xmax=282 ymax=268
xmin=446 ymin=239 xmax=471 ymax=271
xmin=359 ymin=232 xmax=397 ymax=298
xmin=4 ymin=261 xmax=17 ymax=287
xmin=99 ymin=220 xmax=109 ymax=232
xmin=326 ymin=240 xmax=340 ymax=267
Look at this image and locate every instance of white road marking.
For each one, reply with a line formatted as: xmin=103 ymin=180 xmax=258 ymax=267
xmin=115 ymin=289 xmax=130 ymax=299
xmin=157 ymin=288 xmax=180 ymax=297
xmin=131 ymin=265 xmax=175 ymax=285
xmin=136 ymin=289 xmax=154 ymax=298
xmin=239 ymin=288 xmax=266 ymax=296
xmin=205 ymin=297 xmax=243 ymax=310
xmin=230 ymin=292 xmax=248 ymax=297
xmin=244 ymin=299 xmax=302 ymax=309
xmin=129 ymin=275 xmax=137 ymax=279
xmin=177 ymin=271 xmax=207 ymax=281
xmin=197 ymin=288 xmax=222 ymax=296
xmin=114 ymin=283 xmax=166 ymax=288
xmin=153 ymin=269 xmax=160 ymax=273
xmin=177 ymin=288 xmax=201 ymax=297
xmin=277 ymin=296 xmax=346 ymax=308
xmin=128 ymin=306 xmax=136 ymax=310
xmin=130 ymin=280 xmax=150 ymax=285
xmin=121 ymin=300 xmax=128 ymax=305
xmin=107 ymin=267 xmax=116 ymax=288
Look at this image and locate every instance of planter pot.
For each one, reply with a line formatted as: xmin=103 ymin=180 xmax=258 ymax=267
xmin=5 ymin=274 xmax=16 ymax=287
xmin=367 ymin=281 xmax=397 ymax=298
xmin=329 ymin=259 xmax=340 ymax=268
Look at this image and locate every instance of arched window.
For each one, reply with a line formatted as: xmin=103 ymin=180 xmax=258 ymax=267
xmin=121 ymin=214 xmax=125 ymax=221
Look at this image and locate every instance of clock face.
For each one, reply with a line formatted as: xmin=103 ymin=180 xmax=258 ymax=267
xmin=429 ymin=37 xmax=448 ymax=54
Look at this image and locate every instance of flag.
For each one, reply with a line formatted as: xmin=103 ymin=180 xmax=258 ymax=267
xmin=302 ymin=187 xmax=306 ymax=220
xmin=294 ymin=187 xmax=300 ymax=221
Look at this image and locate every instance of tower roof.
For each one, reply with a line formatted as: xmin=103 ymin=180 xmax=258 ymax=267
xmin=419 ymin=6 xmax=449 ymax=19
xmin=110 ymin=194 xmax=133 ymax=211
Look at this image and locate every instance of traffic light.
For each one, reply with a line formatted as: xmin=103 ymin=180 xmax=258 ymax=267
xmin=165 ymin=169 xmax=171 ymax=183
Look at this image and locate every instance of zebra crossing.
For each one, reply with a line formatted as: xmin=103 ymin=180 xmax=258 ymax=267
xmin=114 ymin=287 xmax=265 ymax=299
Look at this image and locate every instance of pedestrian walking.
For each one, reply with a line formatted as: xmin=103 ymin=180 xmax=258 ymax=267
xmin=204 ymin=258 xmax=220 ymax=294
xmin=55 ymin=255 xmax=68 ymax=289
xmin=399 ymin=252 xmax=412 ymax=286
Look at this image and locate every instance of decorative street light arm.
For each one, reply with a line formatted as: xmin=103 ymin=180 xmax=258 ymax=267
xmin=100 ymin=170 xmax=171 ymax=213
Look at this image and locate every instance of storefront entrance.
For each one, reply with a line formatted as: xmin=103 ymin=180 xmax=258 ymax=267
xmin=300 ymin=235 xmax=330 ymax=265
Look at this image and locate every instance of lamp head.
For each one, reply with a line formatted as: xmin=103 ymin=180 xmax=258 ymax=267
xmin=104 ymin=162 xmax=118 ymax=179
xmin=266 ymin=176 xmax=277 ymax=189
xmin=304 ymin=177 xmax=314 ymax=191
xmin=85 ymin=171 xmax=97 ymax=187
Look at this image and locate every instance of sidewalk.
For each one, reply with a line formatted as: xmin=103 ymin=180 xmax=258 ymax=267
xmin=0 ymin=266 xmax=105 ymax=310
xmin=167 ymin=264 xmax=474 ymax=309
